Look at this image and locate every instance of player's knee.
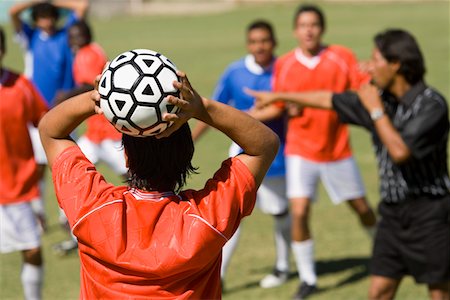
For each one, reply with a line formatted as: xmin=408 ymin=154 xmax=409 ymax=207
xmin=23 ymin=247 xmax=43 ymax=266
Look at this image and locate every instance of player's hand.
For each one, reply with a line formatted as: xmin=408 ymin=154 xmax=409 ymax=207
xmin=90 ymin=74 xmax=103 ymax=115
xmin=244 ymin=88 xmax=278 ymax=109
xmin=357 ymin=82 xmax=383 ymax=113
xmin=156 ymin=71 xmax=205 ymax=138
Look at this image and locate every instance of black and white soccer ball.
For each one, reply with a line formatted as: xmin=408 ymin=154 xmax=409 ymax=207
xmin=98 ymin=49 xmax=180 ymax=137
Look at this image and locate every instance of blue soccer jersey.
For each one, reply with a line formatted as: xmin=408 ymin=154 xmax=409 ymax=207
xmin=16 ymin=13 xmax=77 ymax=106
xmin=212 ymin=55 xmax=286 ymax=177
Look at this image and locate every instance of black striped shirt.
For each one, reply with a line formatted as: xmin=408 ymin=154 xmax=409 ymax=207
xmin=332 ymin=81 xmax=450 ymax=203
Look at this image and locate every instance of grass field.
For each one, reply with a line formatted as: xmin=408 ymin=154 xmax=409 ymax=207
xmin=1 ymin=2 xmax=449 ymax=299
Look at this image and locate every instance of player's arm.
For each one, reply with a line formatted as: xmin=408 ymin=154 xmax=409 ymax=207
xmin=38 ymin=91 xmax=96 ymax=168
xmin=248 ymin=103 xmax=284 ymax=122
xmin=159 ymin=72 xmax=279 ymax=187
xmin=246 ymin=88 xmax=334 ymax=110
xmin=9 ymin=0 xmax=41 ymax=33
xmin=357 ymin=83 xmax=411 ymax=163
xmin=52 ymin=0 xmax=89 ymax=19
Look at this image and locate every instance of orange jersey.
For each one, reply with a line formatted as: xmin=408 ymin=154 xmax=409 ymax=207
xmin=73 ymin=43 xmax=121 ymax=142
xmin=273 ymin=45 xmax=369 ymax=162
xmin=52 ymin=146 xmax=256 ymax=299
xmin=0 ymin=69 xmax=48 ymax=204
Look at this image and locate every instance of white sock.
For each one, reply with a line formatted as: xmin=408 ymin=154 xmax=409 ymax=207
xmin=364 ymin=225 xmax=377 ymax=240
xmin=221 ymin=225 xmax=241 ymax=278
xmin=274 ymin=214 xmax=291 ymax=272
xmin=291 ymin=239 xmax=317 ymax=285
xmin=21 ymin=263 xmax=43 ymax=300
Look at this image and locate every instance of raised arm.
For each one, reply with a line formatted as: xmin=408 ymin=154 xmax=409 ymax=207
xmin=38 ymin=91 xmax=96 ymax=168
xmin=160 ymin=73 xmax=279 ymax=187
xmin=9 ymin=0 xmax=40 ymax=33
xmin=52 ymin=0 xmax=89 ymax=19
xmin=357 ymin=83 xmax=411 ymax=163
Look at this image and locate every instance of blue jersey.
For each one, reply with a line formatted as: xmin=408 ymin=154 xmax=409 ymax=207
xmin=16 ymin=13 xmax=77 ymax=106
xmin=212 ymin=55 xmax=286 ymax=177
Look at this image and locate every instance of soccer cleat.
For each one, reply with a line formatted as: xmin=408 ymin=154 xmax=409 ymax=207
xmin=259 ymin=269 xmax=289 ymax=288
xmin=52 ymin=239 xmax=78 ymax=256
xmin=292 ymin=282 xmax=317 ymax=300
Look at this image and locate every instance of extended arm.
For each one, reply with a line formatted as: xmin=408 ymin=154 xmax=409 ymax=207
xmin=246 ymin=88 xmax=334 ymax=110
xmin=357 ymin=84 xmax=410 ymax=163
xmin=159 ymin=73 xmax=279 ymax=187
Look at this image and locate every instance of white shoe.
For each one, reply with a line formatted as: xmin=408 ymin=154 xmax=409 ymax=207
xmin=259 ymin=269 xmax=289 ymax=288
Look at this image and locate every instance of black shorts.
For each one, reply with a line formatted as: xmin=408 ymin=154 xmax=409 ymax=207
xmin=370 ymin=196 xmax=450 ymax=284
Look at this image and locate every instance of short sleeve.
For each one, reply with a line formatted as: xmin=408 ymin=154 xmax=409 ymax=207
xmin=52 ymin=146 xmax=116 ymax=228
xmin=183 ymin=158 xmax=257 ymax=240
xmin=332 ymin=92 xmax=372 ymax=129
xmin=212 ymin=68 xmax=232 ymax=104
xmin=15 ymin=22 xmax=34 ymax=49
xmin=401 ymin=96 xmax=449 ymax=159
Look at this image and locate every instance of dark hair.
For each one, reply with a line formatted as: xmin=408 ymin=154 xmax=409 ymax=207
xmin=70 ymin=20 xmax=93 ymax=45
xmin=374 ymin=29 xmax=425 ymax=85
xmin=123 ymin=123 xmax=198 ymax=193
xmin=293 ymin=4 xmax=326 ymax=31
xmin=31 ymin=3 xmax=59 ymax=22
xmin=0 ymin=26 xmax=5 ymax=54
xmin=247 ymin=19 xmax=277 ymax=45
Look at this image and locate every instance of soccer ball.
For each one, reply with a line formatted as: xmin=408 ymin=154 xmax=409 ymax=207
xmin=98 ymin=49 xmax=180 ymax=137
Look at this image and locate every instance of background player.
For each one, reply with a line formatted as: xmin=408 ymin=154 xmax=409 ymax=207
xmin=0 ymin=26 xmax=48 ymax=300
xmin=192 ymin=20 xmax=291 ymax=289
xmin=268 ymin=4 xmax=377 ymax=299
xmin=38 ymin=71 xmax=279 ymax=298
xmin=9 ymin=0 xmax=89 ymax=232
xmin=249 ymin=28 xmax=450 ymax=300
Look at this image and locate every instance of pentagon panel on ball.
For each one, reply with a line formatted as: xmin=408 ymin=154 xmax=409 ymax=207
xmin=98 ymin=49 xmax=180 ymax=137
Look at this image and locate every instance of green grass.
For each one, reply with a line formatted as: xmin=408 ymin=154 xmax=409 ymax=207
xmin=1 ymin=2 xmax=449 ymax=299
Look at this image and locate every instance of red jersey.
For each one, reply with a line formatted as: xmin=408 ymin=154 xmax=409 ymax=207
xmin=73 ymin=43 xmax=121 ymax=143
xmin=52 ymin=146 xmax=256 ymax=299
xmin=0 ymin=69 xmax=48 ymax=204
xmin=273 ymin=45 xmax=369 ymax=162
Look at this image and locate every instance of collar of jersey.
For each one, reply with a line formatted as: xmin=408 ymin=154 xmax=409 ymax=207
xmin=295 ymin=48 xmax=324 ymax=70
xmin=128 ymin=188 xmax=179 ymax=201
xmin=245 ymin=54 xmax=273 ymax=75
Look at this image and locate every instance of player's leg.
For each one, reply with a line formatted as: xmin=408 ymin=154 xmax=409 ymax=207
xmin=368 ymin=275 xmax=401 ymax=300
xmin=220 ymin=225 xmax=242 ymax=289
xmin=320 ymin=156 xmax=377 ymax=238
xmin=22 ymin=247 xmax=44 ymax=300
xmin=99 ymin=139 xmax=128 ymax=177
xmin=257 ymin=176 xmax=291 ymax=288
xmin=287 ymin=155 xmax=319 ymax=299
xmin=1 ymin=202 xmax=43 ymax=299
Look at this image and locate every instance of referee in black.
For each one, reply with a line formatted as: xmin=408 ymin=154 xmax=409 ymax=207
xmin=248 ymin=28 xmax=450 ymax=300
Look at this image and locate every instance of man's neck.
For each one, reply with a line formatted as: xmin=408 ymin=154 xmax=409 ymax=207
xmin=300 ymin=45 xmax=323 ymax=58
xmin=389 ymin=76 xmax=412 ymax=100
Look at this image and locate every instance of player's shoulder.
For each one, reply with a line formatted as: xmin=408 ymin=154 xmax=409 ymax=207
xmin=327 ymin=44 xmax=356 ymax=58
xmin=225 ymin=57 xmax=247 ymax=73
xmin=276 ymin=50 xmax=296 ymax=65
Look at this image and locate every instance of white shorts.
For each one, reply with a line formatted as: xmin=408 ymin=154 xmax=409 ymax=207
xmin=257 ymin=176 xmax=288 ymax=215
xmin=77 ymin=136 xmax=127 ymax=175
xmin=286 ymin=155 xmax=366 ymax=204
xmin=0 ymin=201 xmax=41 ymax=253
xmin=229 ymin=143 xmax=288 ymax=215
xmin=28 ymin=125 xmax=47 ymax=165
